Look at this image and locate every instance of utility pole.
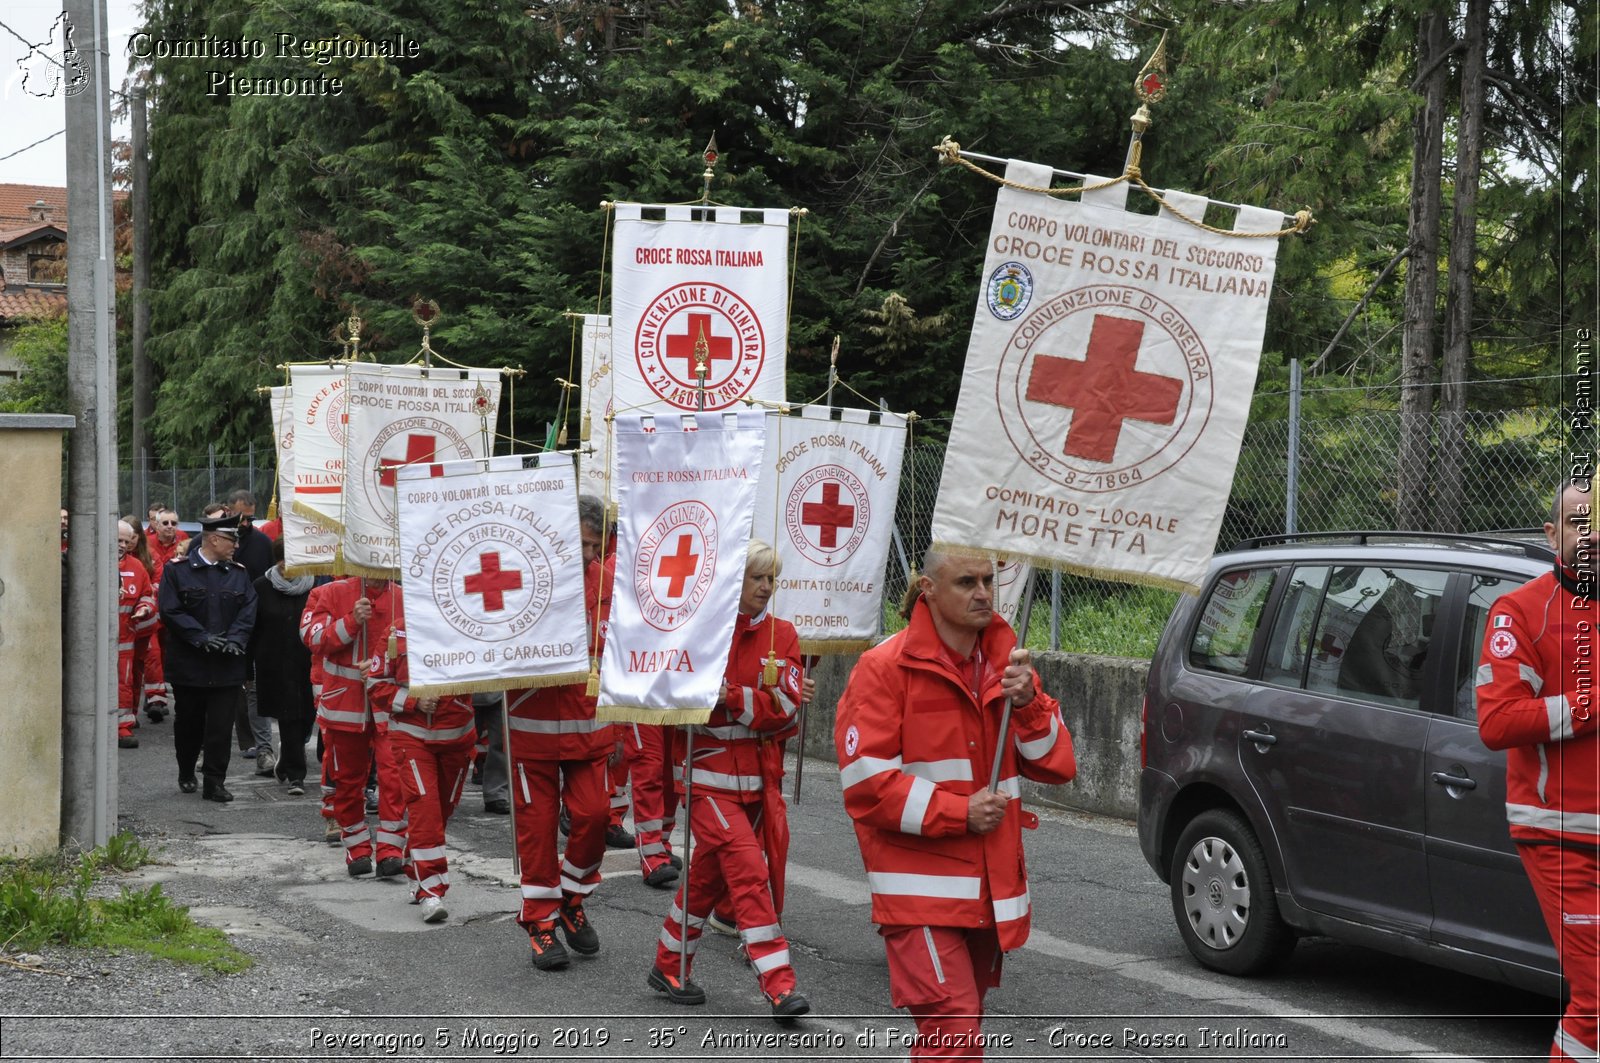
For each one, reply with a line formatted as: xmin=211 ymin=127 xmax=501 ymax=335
xmin=130 ymin=88 xmax=152 ymax=516
xmin=63 ymin=0 xmax=119 ymax=850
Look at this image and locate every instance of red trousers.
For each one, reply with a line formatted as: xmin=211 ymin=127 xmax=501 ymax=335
xmin=509 ymin=753 xmax=608 ymax=927
xmin=1518 ymin=842 xmax=1600 ymax=1060
xmin=116 ymin=645 xmax=139 ymax=737
xmin=390 ymin=731 xmax=473 ymax=901
xmin=653 ymin=792 xmax=796 ymax=999
xmin=623 ymin=724 xmax=678 ymax=876
xmin=607 ymin=755 xmax=630 ymax=829
xmin=325 ymin=727 xmax=406 ymax=865
xmin=881 ymin=924 xmax=1003 ymax=1060
xmin=139 ymin=633 xmax=171 ymax=709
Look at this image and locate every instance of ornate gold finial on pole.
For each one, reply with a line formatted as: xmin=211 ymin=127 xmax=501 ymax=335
xmin=694 ymin=320 xmax=711 ymax=381
xmin=346 ymin=313 xmax=364 ymax=361
xmin=412 ymin=297 xmax=440 ymax=367
xmin=700 ymin=135 xmax=720 ymax=205
xmin=331 ymin=319 xmax=351 ymax=360
xmin=1125 ymin=31 xmax=1169 ymax=177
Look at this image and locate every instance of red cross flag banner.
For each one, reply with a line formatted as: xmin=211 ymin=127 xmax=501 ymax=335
xmin=932 ymin=158 xmax=1285 ymax=592
xmin=597 ymin=410 xmax=767 ymax=724
xmin=286 ymin=364 xmax=348 ymax=535
xmin=269 ymin=386 xmax=340 ymax=576
xmin=395 ymin=453 xmax=588 ymax=698
xmin=577 ymin=313 xmax=614 ymax=500
xmin=609 ymin=203 xmax=790 ymax=413
xmin=340 ymin=363 xmax=502 ymax=578
xmin=751 ymin=405 xmax=907 ymax=653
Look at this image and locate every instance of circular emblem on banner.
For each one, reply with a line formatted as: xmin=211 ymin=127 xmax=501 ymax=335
xmin=634 ymin=500 xmax=719 ymax=632
xmin=430 ymin=522 xmax=554 ymax=642
xmin=844 ymin=725 xmax=860 ymax=757
xmin=1489 ymin=630 xmax=1518 ymax=659
xmin=987 ymin=261 xmax=1034 ymax=320
xmin=634 ymin=282 xmax=765 ymax=411
xmin=996 ymin=285 xmax=1213 ymax=494
xmin=784 ymin=464 xmax=871 ymax=567
xmin=363 ymin=418 xmax=475 ymax=523
xmin=325 ymin=390 xmax=348 ymax=448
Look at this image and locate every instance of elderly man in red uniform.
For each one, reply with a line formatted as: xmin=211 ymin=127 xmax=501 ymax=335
xmin=649 ymin=540 xmax=810 ymax=1021
xmin=835 ymin=549 xmax=1075 ymax=1059
xmin=301 ymin=577 xmax=406 ymax=878
xmin=116 ymin=521 xmax=157 ymax=748
xmin=505 ymin=494 xmax=615 ymax=970
xmin=1478 ymin=478 xmax=1600 ymax=1062
xmin=367 ymin=592 xmax=476 ymax=924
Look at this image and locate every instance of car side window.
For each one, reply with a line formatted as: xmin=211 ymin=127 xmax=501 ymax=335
xmin=1261 ymin=566 xmax=1330 ymax=688
xmin=1303 ymin=565 xmax=1449 ymax=710
xmin=1456 ymin=574 xmax=1518 ymax=720
xmin=1188 ymin=567 xmax=1277 ymax=676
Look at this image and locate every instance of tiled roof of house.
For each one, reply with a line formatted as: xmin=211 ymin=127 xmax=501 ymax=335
xmin=0 ymin=286 xmax=67 ymax=320
xmin=0 ymin=184 xmax=68 ymax=228
xmin=0 ymin=222 xmax=67 ymax=249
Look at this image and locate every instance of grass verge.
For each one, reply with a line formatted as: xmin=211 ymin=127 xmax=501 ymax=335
xmin=0 ymin=831 xmax=251 ymax=974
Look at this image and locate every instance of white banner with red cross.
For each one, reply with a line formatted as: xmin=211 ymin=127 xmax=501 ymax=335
xmin=577 ymin=313 xmax=614 ymax=502
xmin=396 ymin=453 xmax=588 ymax=698
xmin=752 ymin=405 xmax=906 ymax=653
xmin=932 ymin=159 xmax=1284 ymax=592
xmin=597 ymin=410 xmax=767 ymax=724
xmin=270 ymin=386 xmax=340 ymax=576
xmin=339 ymin=363 xmax=501 ymax=578
xmin=286 ymin=364 xmax=348 ymax=536
xmin=609 ymin=203 xmax=789 ymax=413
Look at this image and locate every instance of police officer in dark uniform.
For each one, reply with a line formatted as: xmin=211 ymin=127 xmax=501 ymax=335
xmin=158 ymin=512 xmax=258 ymax=802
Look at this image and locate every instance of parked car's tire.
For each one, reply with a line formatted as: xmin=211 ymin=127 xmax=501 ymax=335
xmin=1170 ymin=808 xmax=1295 ymax=975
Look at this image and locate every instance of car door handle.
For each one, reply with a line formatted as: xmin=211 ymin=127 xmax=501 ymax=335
xmin=1242 ymin=729 xmax=1277 ymax=745
xmin=1431 ymin=771 xmax=1477 ymax=790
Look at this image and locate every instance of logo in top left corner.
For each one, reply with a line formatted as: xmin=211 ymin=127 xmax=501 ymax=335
xmin=18 ymin=14 xmax=90 ymax=99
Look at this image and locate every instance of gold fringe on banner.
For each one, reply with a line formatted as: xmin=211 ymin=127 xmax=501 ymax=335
xmin=282 ymin=562 xmax=342 ymax=579
xmin=595 ymin=707 xmax=714 ymax=726
xmin=930 ymin=541 xmax=1203 ymax=597
xmin=408 ymin=670 xmax=586 ymax=700
xmin=291 ymin=499 xmax=346 ymax=535
xmin=337 ymin=560 xmax=401 ymax=581
xmin=798 ymin=638 xmax=878 ymax=655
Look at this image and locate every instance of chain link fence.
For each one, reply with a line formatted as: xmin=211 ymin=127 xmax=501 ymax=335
xmin=119 ymin=407 xmax=1562 ymax=656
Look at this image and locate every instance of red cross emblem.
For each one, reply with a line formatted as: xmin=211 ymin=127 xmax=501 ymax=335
xmin=656 ymin=534 xmax=700 ymax=599
xmin=1024 ymin=314 xmax=1183 ymax=463
xmin=462 ymin=551 xmax=523 ymax=612
xmin=378 ymin=433 xmax=444 ymax=487
xmin=664 ymin=313 xmax=734 ymax=380
xmin=801 ymin=481 xmax=856 ymax=549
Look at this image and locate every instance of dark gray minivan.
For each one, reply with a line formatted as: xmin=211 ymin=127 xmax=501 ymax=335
xmin=1138 ymin=532 xmax=1561 ymax=995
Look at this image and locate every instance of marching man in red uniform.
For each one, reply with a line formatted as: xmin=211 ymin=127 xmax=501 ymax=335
xmin=300 ymin=577 xmax=406 ymax=878
xmin=505 ymin=495 xmax=615 ymax=970
xmin=649 ymin=540 xmax=810 ymax=1021
xmin=1477 ymin=478 xmax=1600 ymax=1062
xmin=835 ymin=549 xmax=1075 ymax=1059
xmin=116 ymin=521 xmax=158 ymax=748
xmin=140 ymin=507 xmax=184 ymax=721
xmin=367 ymin=592 xmax=476 ymax=924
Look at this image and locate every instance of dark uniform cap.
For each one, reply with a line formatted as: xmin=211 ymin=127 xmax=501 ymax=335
xmin=199 ymin=513 xmax=241 ymax=538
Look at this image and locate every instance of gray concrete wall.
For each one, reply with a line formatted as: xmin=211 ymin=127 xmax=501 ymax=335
xmin=0 ymin=415 xmax=71 ymax=857
xmin=801 ymin=646 xmax=1148 ymax=820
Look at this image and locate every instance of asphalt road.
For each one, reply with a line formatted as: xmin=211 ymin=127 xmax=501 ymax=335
xmin=0 ymin=713 xmax=1561 ymax=1062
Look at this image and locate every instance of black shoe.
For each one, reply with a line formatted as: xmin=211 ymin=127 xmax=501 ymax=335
xmin=528 ymin=923 xmax=571 ymax=971
xmin=668 ymin=852 xmax=683 ymax=870
xmin=559 ymin=807 xmax=571 ymax=836
xmin=145 ymin=706 xmax=166 ymax=723
xmin=483 ymin=798 xmax=510 ymax=815
xmin=347 ymin=856 xmax=373 ymax=877
xmin=605 ymin=824 xmax=636 ymax=849
xmin=375 ymin=856 xmax=405 ymax=879
xmin=364 ymin=787 xmax=379 ymax=813
xmin=557 ymin=901 xmax=599 ymax=955
xmin=178 ymin=774 xmax=198 ymax=794
xmin=118 ymin=735 xmax=138 ymax=749
xmin=769 ymin=989 xmax=810 ymax=1023
xmin=647 ymin=965 xmax=706 ymax=1005
xmin=202 ymin=783 xmax=233 ymax=803
xmin=643 ymin=863 xmax=679 ymax=889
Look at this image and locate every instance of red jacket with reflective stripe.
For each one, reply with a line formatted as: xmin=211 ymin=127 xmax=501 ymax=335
xmin=676 ymin=610 xmax=803 ymax=802
xmin=505 ymin=556 xmax=612 ymax=761
xmin=118 ymin=560 xmax=156 ymax=650
xmin=300 ymin=577 xmax=396 ymax=733
xmin=834 ymin=598 xmax=1075 ymax=950
xmin=1477 ymin=568 xmax=1600 ymax=846
xmin=366 ymin=599 xmax=475 ymax=745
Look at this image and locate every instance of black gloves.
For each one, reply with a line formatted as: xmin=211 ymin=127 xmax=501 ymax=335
xmin=201 ymin=634 xmax=229 ymax=653
xmin=221 ymin=640 xmax=245 ymax=657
